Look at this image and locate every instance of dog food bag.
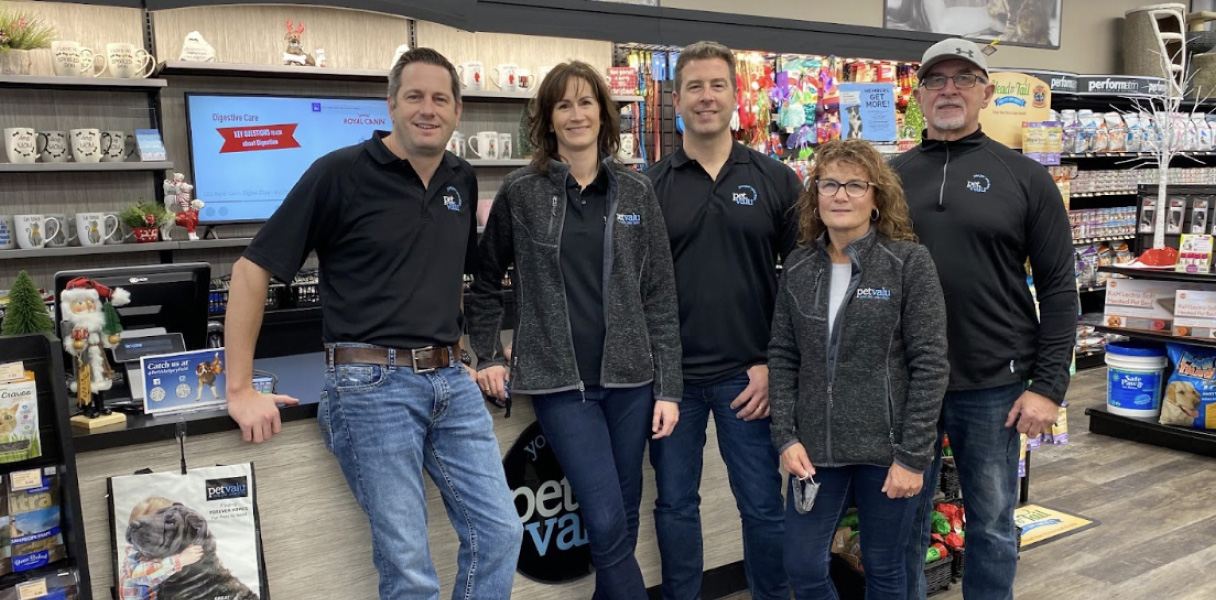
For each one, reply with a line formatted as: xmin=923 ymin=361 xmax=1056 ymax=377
xmin=1161 ymin=343 xmax=1216 ymax=429
xmin=1077 ymin=110 xmax=1099 ymax=153
xmin=1077 ymin=244 xmax=1099 ymax=287
xmin=1060 ymin=110 xmax=1078 ymax=153
xmin=0 ymin=373 xmax=42 ymax=464
xmin=1105 ymin=112 xmax=1128 ymax=153
xmin=8 ymin=467 xmax=65 ymax=573
xmin=1125 ymin=113 xmax=1142 ymax=152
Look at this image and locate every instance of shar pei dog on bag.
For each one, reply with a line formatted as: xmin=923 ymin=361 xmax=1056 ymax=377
xmin=126 ymin=502 xmax=259 ymax=600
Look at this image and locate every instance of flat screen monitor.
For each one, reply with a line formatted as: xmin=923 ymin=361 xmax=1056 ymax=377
xmin=184 ymin=93 xmax=391 ymax=224
xmin=53 ymin=263 xmax=212 ymax=351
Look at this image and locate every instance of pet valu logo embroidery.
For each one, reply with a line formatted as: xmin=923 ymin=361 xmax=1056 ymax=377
xmin=855 ymin=287 xmax=892 ymax=301
xmin=616 ymin=213 xmax=642 ymax=226
xmin=443 ymin=186 xmax=463 ymax=212
xmin=206 ymin=476 xmax=250 ymax=501
xmin=732 ymin=184 xmax=758 ymax=206
xmin=966 ymin=173 xmax=991 ymax=193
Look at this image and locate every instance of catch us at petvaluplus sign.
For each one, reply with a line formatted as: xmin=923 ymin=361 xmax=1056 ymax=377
xmin=503 ymin=421 xmax=592 ymax=583
xmin=979 ymin=72 xmax=1052 ymax=149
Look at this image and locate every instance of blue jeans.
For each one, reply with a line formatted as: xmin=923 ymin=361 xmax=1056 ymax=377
xmin=649 ymin=373 xmax=788 ymax=600
xmin=533 ymin=385 xmax=653 ymax=600
xmin=785 ymin=465 xmax=913 ymax=600
xmin=905 ymin=382 xmax=1025 ymax=600
xmin=318 ymin=344 xmax=523 ymax=600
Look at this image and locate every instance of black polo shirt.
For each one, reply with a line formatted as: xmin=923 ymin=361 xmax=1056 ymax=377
xmin=645 ymin=143 xmax=802 ymax=383
xmin=243 ymin=130 xmax=477 ymax=349
xmin=560 ymin=166 xmax=610 ymax=386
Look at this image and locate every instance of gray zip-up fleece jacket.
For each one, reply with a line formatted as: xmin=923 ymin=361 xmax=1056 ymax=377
xmin=769 ymin=230 xmax=949 ymax=472
xmin=467 ymin=158 xmax=683 ymax=401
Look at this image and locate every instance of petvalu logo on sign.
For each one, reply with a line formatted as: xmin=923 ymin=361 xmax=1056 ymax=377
xmin=206 ymin=476 xmax=250 ymax=501
xmin=503 ymin=421 xmax=591 ymax=583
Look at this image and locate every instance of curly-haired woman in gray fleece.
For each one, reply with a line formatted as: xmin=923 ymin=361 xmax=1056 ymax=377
xmin=768 ymin=139 xmax=949 ymax=600
xmin=466 ymin=61 xmax=682 ymax=599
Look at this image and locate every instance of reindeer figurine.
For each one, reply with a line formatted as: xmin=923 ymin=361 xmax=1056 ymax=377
xmin=283 ymin=20 xmax=315 ymax=67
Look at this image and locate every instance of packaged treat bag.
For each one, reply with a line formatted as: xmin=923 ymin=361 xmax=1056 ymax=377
xmin=1060 ymin=110 xmax=1078 ymax=153
xmin=8 ymin=468 xmax=66 ymax=573
xmin=0 ymin=372 xmax=42 ymax=464
xmin=1194 ymin=115 xmax=1214 ymax=151
xmin=1161 ymin=344 xmax=1216 ymax=429
xmin=1125 ymin=113 xmax=1142 ymax=152
xmin=1105 ymin=113 xmax=1127 ymax=152
xmin=1077 ymin=110 xmax=1098 ymax=152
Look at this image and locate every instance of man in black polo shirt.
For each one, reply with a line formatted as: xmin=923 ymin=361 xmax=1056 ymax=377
xmin=644 ymin=41 xmax=799 ymax=600
xmin=224 ymin=48 xmax=522 ymax=600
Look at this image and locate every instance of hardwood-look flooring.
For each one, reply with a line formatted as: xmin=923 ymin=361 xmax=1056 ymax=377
xmin=723 ymin=366 xmax=1216 ymax=600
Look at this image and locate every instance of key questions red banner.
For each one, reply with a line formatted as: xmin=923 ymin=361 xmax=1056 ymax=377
xmin=217 ymin=124 xmax=301 ymax=153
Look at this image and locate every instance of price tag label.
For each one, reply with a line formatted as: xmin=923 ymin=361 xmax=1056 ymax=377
xmin=10 ymin=469 xmax=43 ymax=491
xmin=0 ymin=361 xmax=24 ymax=382
xmin=17 ymin=578 xmax=48 ymax=599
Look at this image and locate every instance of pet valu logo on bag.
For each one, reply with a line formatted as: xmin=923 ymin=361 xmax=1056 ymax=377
xmin=855 ymin=287 xmax=892 ymax=301
xmin=503 ymin=421 xmax=592 ymax=583
xmin=443 ymin=186 xmax=463 ymax=212
xmin=206 ymin=476 xmax=250 ymax=501
xmin=616 ymin=213 xmax=641 ymax=226
xmin=732 ymin=184 xmax=758 ymax=206
xmin=966 ymin=173 xmax=991 ymax=193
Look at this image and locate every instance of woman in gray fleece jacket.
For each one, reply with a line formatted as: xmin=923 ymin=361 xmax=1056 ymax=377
xmin=768 ymin=139 xmax=949 ymax=599
xmin=466 ymin=61 xmax=681 ymax=599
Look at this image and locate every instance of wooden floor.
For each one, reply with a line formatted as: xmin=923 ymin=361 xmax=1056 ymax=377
xmin=722 ymin=366 xmax=1216 ymax=600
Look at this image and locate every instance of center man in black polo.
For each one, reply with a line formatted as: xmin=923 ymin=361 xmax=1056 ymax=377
xmin=223 ymin=48 xmax=522 ymax=600
xmin=644 ymin=41 xmax=800 ymax=600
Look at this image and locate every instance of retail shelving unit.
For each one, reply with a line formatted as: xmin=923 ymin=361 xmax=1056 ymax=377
xmin=1086 ymin=266 xmax=1216 ymax=457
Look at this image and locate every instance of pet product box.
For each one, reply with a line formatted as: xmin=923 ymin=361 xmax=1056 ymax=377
xmin=1106 ymin=279 xmax=1216 ymax=331
xmin=1172 ymin=289 xmax=1216 ymax=338
xmin=0 ymin=373 xmax=42 ymax=464
xmin=1178 ymin=234 xmax=1214 ymax=274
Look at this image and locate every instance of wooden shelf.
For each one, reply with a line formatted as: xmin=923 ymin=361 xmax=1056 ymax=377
xmin=0 ymin=161 xmax=173 ymax=173
xmin=0 ymin=73 xmax=166 ymax=90
xmin=1098 ymin=265 xmax=1216 ymax=284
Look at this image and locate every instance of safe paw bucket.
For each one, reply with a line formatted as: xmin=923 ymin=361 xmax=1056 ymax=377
xmin=1106 ymin=341 xmax=1168 ymax=417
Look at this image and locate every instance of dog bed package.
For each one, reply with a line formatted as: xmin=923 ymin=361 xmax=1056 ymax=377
xmin=1160 ymin=343 xmax=1216 ymax=429
xmin=108 ymin=463 xmax=266 ymax=600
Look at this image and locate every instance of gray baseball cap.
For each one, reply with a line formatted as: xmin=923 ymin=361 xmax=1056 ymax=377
xmin=916 ymin=38 xmax=989 ymax=79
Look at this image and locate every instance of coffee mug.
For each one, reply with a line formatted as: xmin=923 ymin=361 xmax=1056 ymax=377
xmin=101 ymin=130 xmax=129 ymax=162
xmin=105 ymin=43 xmax=155 ymax=78
xmin=14 ymin=215 xmax=61 ymax=250
xmin=498 ymin=133 xmax=513 ymax=160
xmin=0 ymin=215 xmax=15 ymax=250
xmin=103 ymin=211 xmax=125 ymax=244
xmin=458 ymin=61 xmax=485 ymax=91
xmin=37 ymin=131 xmax=70 ymax=163
xmin=51 ymin=41 xmax=103 ymax=77
xmin=4 ymin=128 xmax=37 ymax=164
xmin=76 ymin=212 xmax=120 ymax=246
xmin=45 ymin=213 xmax=71 ymax=247
xmin=517 ymin=68 xmax=534 ymax=90
xmin=70 ymin=129 xmax=102 ymax=163
xmin=468 ymin=131 xmax=499 ymax=160
xmin=618 ymin=133 xmax=636 ymax=161
xmin=447 ymin=131 xmax=465 ymax=158
xmin=492 ymin=63 xmax=519 ymax=93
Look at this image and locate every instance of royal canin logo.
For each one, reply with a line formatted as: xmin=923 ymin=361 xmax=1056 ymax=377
xmin=343 ymin=114 xmax=387 ymax=125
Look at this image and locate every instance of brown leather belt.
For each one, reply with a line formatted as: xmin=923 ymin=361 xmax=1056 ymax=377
xmin=328 ymin=344 xmax=460 ymax=373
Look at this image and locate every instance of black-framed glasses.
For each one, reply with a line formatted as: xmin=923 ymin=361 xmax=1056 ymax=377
xmin=919 ymin=73 xmax=986 ymax=90
xmin=816 ymin=179 xmax=875 ymax=198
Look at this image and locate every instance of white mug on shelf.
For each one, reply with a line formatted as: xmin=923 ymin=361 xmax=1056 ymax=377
xmin=51 ymin=41 xmax=104 ymax=77
xmin=103 ymin=211 xmax=125 ymax=244
xmin=618 ymin=133 xmax=636 ymax=161
xmin=491 ymin=63 xmax=519 ymax=93
xmin=37 ymin=131 xmax=70 ymax=163
xmin=4 ymin=128 xmax=37 ymax=164
xmin=45 ymin=213 xmax=71 ymax=247
xmin=498 ymin=133 xmax=513 ymax=160
xmin=517 ymin=68 xmax=534 ymax=91
xmin=0 ymin=215 xmax=15 ymax=250
xmin=101 ymin=130 xmax=129 ymax=162
xmin=458 ymin=61 xmax=485 ymax=91
xmin=447 ymin=131 xmax=465 ymax=158
xmin=13 ymin=214 xmax=61 ymax=250
xmin=70 ymin=129 xmax=102 ymax=163
xmin=105 ymin=43 xmax=155 ymax=78
xmin=76 ymin=212 xmax=120 ymax=246
xmin=468 ymin=131 xmax=499 ymax=160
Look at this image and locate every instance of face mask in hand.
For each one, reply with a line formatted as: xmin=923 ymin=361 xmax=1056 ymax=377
xmin=793 ymin=475 xmax=820 ymax=514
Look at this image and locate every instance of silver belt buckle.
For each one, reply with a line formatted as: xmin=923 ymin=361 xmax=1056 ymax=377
xmin=411 ymin=347 xmax=438 ymax=374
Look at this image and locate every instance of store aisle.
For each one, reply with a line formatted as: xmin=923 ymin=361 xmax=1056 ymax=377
xmin=724 ymin=366 xmax=1216 ymax=600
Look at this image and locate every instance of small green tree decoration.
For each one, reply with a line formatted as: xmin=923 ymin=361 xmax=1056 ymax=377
xmin=903 ymin=95 xmax=925 ymax=144
xmin=1 ymin=271 xmax=54 ymax=336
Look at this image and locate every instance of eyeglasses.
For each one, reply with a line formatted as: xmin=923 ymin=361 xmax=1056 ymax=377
xmin=816 ymin=179 xmax=875 ymax=198
xmin=919 ymin=73 xmax=986 ymax=90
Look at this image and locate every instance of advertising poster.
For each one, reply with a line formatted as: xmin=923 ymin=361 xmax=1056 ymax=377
xmin=838 ymin=83 xmax=898 ymax=142
xmin=140 ymin=349 xmax=226 ymax=415
xmin=979 ymin=72 xmax=1051 ymax=149
xmin=109 ymin=463 xmax=266 ymax=600
xmin=884 ymin=0 xmax=1061 ymax=49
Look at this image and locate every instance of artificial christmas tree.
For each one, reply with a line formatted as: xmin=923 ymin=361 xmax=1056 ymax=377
xmin=903 ymin=95 xmax=925 ymax=144
xmin=1 ymin=271 xmax=54 ymax=336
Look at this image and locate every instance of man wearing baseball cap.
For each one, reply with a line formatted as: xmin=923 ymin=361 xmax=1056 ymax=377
xmin=892 ymin=38 xmax=1077 ymax=600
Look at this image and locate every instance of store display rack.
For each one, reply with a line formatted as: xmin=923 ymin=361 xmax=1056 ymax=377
xmin=0 ymin=162 xmax=173 ymax=173
xmin=0 ymin=74 xmax=167 ymax=90
xmin=0 ymin=334 xmax=92 ymax=599
xmin=1072 ymin=235 xmax=1134 ymax=245
xmin=0 ymin=238 xmax=251 ymax=261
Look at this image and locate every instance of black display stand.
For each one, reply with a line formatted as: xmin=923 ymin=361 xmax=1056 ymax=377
xmin=0 ymin=333 xmax=92 ymax=599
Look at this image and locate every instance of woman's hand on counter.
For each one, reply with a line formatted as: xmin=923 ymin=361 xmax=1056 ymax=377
xmin=781 ymin=443 xmax=815 ymax=479
xmin=228 ymin=387 xmax=299 ymax=444
xmin=651 ymin=400 xmax=679 ymax=439
xmin=476 ymin=366 xmax=510 ymax=403
xmin=882 ymin=462 xmax=923 ymax=500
